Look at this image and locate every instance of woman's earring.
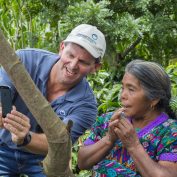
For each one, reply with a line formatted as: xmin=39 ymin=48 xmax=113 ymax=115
xmin=150 ymin=104 xmax=154 ymax=110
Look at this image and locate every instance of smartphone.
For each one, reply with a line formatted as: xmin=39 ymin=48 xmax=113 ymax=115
xmin=0 ymin=86 xmax=12 ymax=118
xmin=120 ymin=112 xmax=126 ymax=119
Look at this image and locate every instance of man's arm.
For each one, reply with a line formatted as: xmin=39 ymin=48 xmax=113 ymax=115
xmin=4 ymin=101 xmax=97 ymax=154
xmin=25 ymin=132 xmax=48 ymax=155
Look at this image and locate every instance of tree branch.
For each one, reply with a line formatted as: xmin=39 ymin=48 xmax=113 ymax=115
xmin=0 ymin=28 xmax=74 ymax=177
xmin=116 ymin=35 xmax=142 ymax=61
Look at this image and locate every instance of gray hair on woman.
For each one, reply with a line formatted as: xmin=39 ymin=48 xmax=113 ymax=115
xmin=125 ymin=59 xmax=176 ymax=119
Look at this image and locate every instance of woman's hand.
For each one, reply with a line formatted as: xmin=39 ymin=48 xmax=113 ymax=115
xmin=109 ymin=108 xmax=141 ymax=151
xmin=3 ymin=106 xmax=31 ymax=145
xmin=114 ymin=117 xmax=141 ymax=152
xmin=107 ymin=108 xmax=125 ymax=143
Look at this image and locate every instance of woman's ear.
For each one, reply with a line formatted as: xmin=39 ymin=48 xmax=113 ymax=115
xmin=151 ymin=98 xmax=160 ymax=109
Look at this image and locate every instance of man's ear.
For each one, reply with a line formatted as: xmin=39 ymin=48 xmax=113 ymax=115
xmin=90 ymin=63 xmax=102 ymax=74
xmin=59 ymin=41 xmax=65 ymax=51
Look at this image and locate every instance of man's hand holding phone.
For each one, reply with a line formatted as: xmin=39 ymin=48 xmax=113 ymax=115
xmin=0 ymin=86 xmax=31 ymax=145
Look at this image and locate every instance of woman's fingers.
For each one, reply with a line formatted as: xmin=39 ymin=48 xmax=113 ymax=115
xmin=110 ymin=108 xmax=125 ymax=122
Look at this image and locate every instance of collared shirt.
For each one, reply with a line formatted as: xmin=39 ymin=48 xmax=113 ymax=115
xmin=0 ymin=48 xmax=97 ymax=149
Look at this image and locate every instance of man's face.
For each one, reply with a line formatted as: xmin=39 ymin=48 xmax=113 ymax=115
xmin=55 ymin=42 xmax=100 ymax=87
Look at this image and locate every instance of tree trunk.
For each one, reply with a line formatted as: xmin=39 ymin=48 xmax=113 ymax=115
xmin=0 ymin=29 xmax=74 ymax=177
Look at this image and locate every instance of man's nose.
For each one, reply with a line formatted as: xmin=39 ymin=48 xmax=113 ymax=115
xmin=70 ymin=58 xmax=79 ymax=70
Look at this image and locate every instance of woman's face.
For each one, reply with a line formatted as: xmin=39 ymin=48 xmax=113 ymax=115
xmin=120 ymin=72 xmax=152 ymax=119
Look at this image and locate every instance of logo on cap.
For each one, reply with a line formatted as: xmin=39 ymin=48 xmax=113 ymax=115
xmin=92 ymin=34 xmax=98 ymax=40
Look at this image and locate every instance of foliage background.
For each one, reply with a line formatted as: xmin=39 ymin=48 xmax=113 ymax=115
xmin=0 ymin=0 xmax=177 ymax=176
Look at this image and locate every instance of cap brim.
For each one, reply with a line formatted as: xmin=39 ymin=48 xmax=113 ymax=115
xmin=64 ymin=37 xmax=100 ymax=58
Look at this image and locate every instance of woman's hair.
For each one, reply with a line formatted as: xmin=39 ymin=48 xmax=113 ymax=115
xmin=125 ymin=59 xmax=176 ymax=119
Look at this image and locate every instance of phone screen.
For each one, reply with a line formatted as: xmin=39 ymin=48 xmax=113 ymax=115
xmin=0 ymin=86 xmax=12 ymax=118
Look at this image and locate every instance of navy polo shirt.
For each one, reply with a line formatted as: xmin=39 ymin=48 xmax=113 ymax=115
xmin=0 ymin=48 xmax=97 ymax=150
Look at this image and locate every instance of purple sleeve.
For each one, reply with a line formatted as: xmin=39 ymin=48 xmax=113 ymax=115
xmin=84 ymin=138 xmax=95 ymax=146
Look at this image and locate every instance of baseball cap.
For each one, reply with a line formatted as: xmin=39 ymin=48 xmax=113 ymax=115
xmin=64 ymin=24 xmax=106 ymax=59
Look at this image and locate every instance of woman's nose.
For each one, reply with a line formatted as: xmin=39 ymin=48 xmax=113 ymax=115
xmin=120 ymin=89 xmax=127 ymax=100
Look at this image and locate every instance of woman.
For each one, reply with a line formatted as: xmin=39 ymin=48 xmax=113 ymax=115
xmin=78 ymin=60 xmax=177 ymax=177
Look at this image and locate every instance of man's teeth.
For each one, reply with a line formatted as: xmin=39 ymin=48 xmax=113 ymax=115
xmin=66 ymin=68 xmax=74 ymax=75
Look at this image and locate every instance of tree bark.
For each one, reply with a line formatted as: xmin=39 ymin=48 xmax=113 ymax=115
xmin=0 ymin=29 xmax=74 ymax=177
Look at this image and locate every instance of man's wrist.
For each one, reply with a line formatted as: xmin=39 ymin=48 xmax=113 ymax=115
xmin=17 ymin=132 xmax=32 ymax=147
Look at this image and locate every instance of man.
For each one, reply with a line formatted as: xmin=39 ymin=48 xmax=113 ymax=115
xmin=0 ymin=24 xmax=106 ymax=176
